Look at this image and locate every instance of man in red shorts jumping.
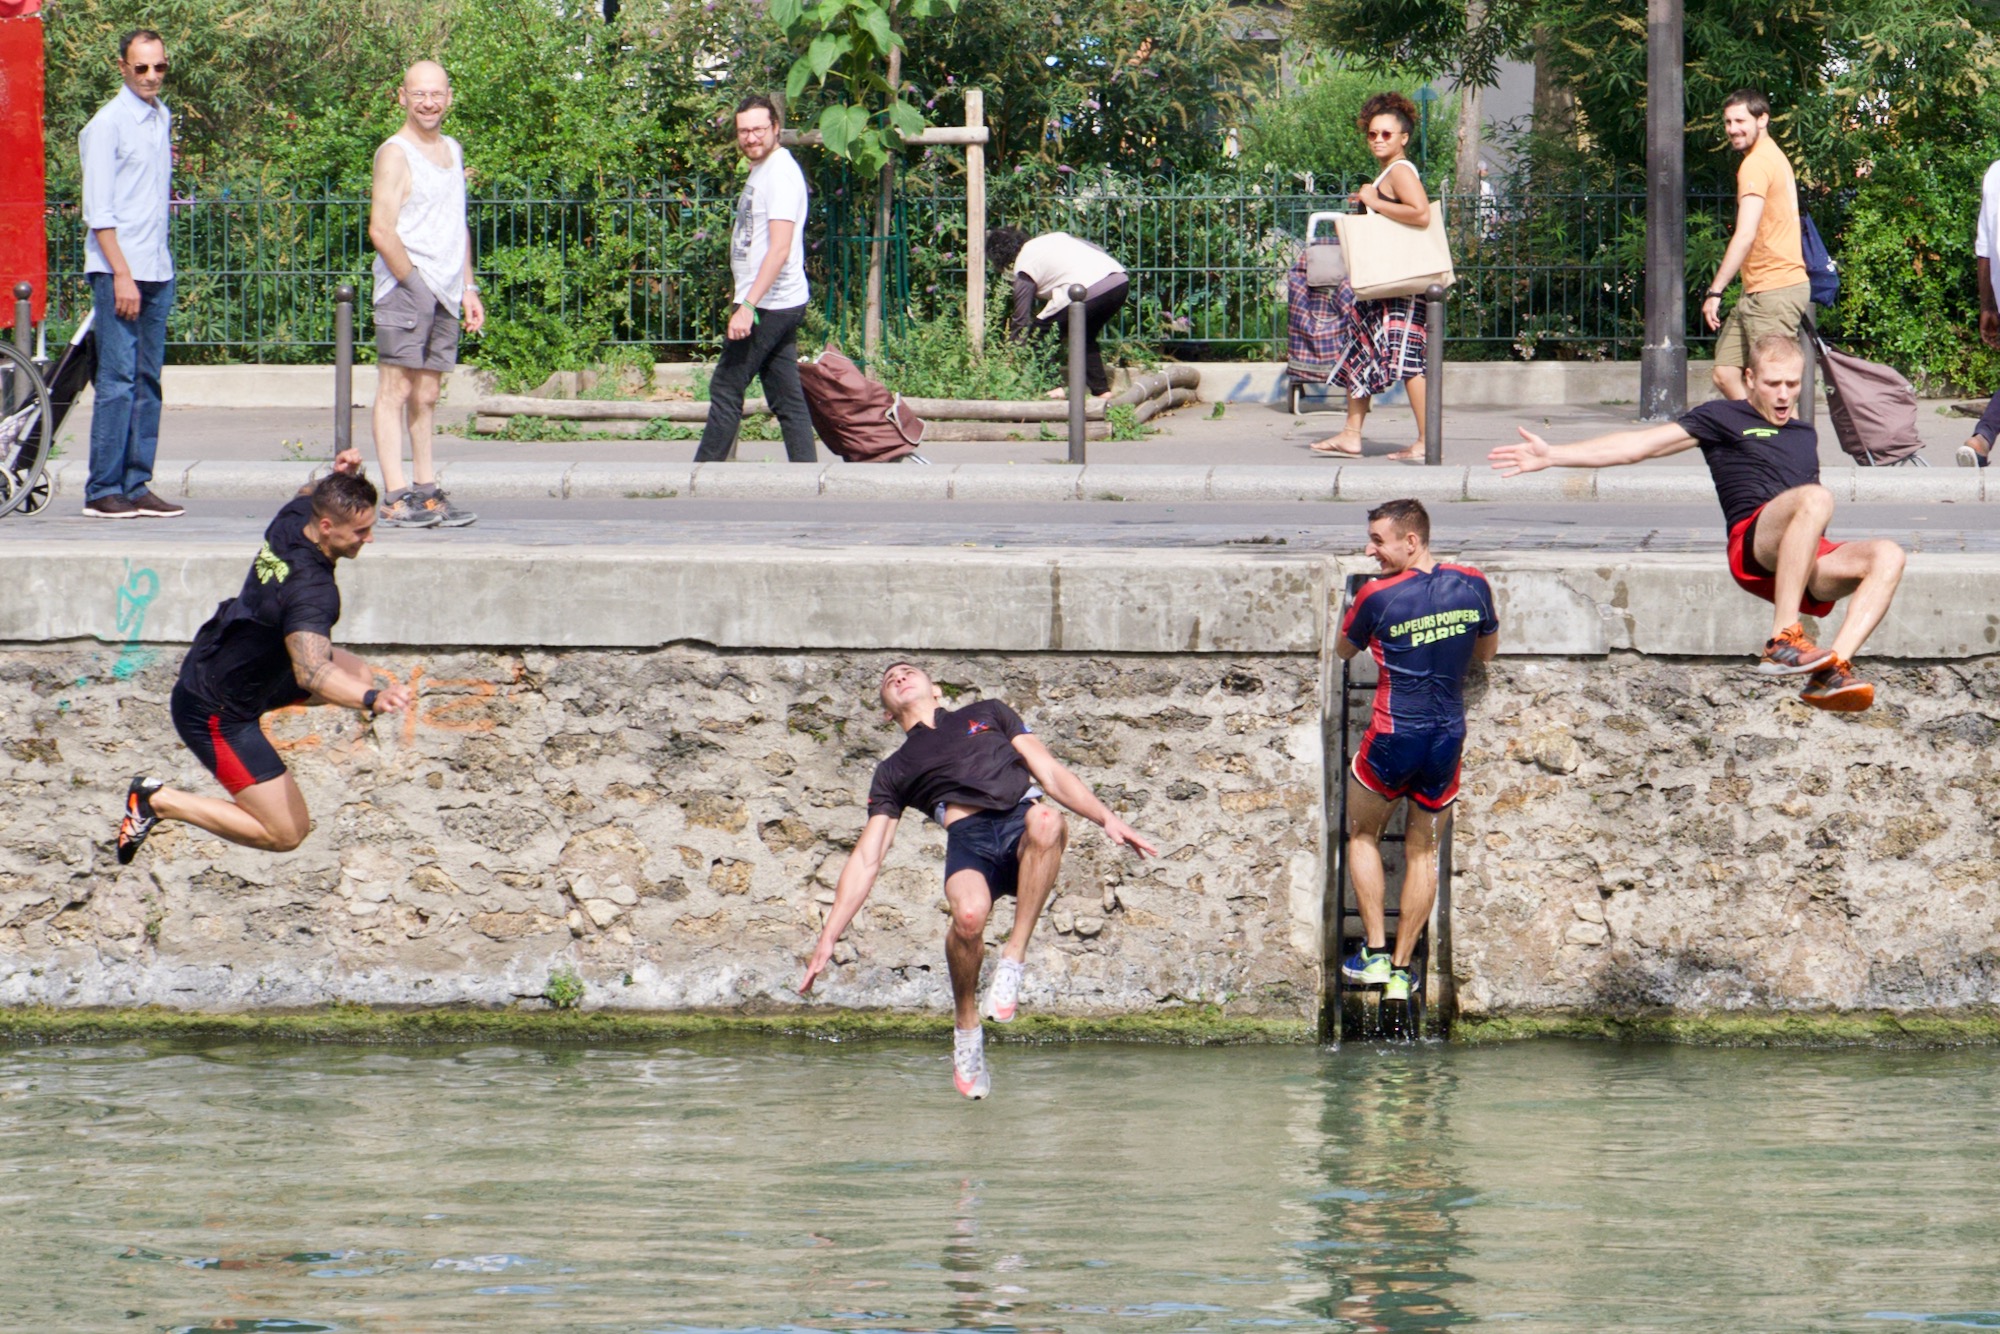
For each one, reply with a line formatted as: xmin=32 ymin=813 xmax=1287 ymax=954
xmin=114 ymin=452 xmax=413 ymax=863
xmin=1489 ymin=332 xmax=1905 ymax=711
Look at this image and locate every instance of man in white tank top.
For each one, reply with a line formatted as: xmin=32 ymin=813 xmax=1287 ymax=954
xmin=367 ymin=61 xmax=484 ymax=528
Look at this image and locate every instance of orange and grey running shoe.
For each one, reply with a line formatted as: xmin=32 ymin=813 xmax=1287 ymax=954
xmin=117 ymin=776 xmax=166 ymax=865
xmin=952 ymin=1025 xmax=991 ymax=1100
xmin=1800 ymin=658 xmax=1875 ymax=712
xmin=1758 ymin=623 xmax=1834 ymax=676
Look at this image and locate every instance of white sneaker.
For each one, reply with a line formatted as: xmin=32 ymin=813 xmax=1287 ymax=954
xmin=986 ymin=957 xmax=1025 ymax=1023
xmin=952 ymin=1025 xmax=990 ymax=1100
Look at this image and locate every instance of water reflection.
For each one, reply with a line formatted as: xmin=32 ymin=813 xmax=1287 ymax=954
xmin=1304 ymin=1050 xmax=1471 ymax=1330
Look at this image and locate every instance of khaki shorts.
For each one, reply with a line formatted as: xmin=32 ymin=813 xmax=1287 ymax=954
xmin=374 ymin=275 xmax=460 ymax=372
xmin=1715 ymin=281 xmax=1810 ymax=370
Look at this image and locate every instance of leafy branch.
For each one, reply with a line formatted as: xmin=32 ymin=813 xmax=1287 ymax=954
xmin=772 ymin=0 xmax=960 ymax=176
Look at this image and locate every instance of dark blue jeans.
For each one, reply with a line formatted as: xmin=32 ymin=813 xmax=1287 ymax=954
xmin=1973 ymin=387 xmax=2000 ymax=452
xmin=694 ymin=302 xmax=817 ymax=463
xmin=87 ymin=273 xmax=174 ymax=501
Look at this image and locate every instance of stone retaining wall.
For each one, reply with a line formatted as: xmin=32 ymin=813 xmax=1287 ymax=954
xmin=0 ymin=645 xmax=1324 ymax=1020
xmin=4 ymin=541 xmax=1999 ymax=1028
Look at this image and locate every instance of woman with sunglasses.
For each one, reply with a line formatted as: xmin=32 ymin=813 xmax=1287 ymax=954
xmin=1309 ymin=91 xmax=1433 ymax=462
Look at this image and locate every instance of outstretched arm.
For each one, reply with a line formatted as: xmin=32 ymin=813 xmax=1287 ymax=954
xmin=1489 ymin=422 xmax=1699 ymax=475
xmin=1010 ymin=734 xmax=1159 ymax=858
xmin=800 ymin=813 xmax=899 ymax=993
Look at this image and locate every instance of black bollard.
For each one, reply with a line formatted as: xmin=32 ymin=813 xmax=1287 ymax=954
xmin=1066 ymin=283 xmax=1088 ymax=465
xmin=1423 ymin=283 xmax=1445 ymax=466
xmin=333 ymin=285 xmax=355 ymax=455
xmin=12 ymin=281 xmax=30 ymax=361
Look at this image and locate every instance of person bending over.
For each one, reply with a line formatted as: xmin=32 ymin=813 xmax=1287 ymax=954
xmin=1337 ymin=499 xmax=1498 ymax=1003
xmin=116 ymin=453 xmax=412 ymax=862
xmin=1490 ymin=333 xmax=1905 ymax=711
xmin=986 ymin=227 xmax=1130 ymax=399
xmin=801 ymin=663 xmax=1157 ymax=1100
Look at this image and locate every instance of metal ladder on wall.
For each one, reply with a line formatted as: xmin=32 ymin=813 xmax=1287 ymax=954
xmin=1327 ymin=572 xmax=1457 ymax=1043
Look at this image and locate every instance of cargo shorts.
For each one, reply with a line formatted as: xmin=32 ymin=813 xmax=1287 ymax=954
xmin=1715 ymin=281 xmax=1810 ymax=371
xmin=374 ymin=274 xmax=461 ymax=373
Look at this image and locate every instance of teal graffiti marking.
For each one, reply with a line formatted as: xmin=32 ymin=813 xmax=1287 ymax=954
xmin=113 ymin=562 xmax=161 ymax=681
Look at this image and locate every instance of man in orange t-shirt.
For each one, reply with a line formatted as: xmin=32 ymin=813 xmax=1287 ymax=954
xmin=1701 ymin=89 xmax=1810 ymax=401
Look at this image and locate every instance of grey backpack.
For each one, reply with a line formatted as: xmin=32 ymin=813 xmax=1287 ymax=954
xmin=1808 ymin=319 xmax=1924 ymax=466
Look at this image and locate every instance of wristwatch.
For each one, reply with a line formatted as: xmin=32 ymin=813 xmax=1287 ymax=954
xmin=1705 ymin=290 xmax=1724 ymax=300
xmin=362 ymin=688 xmax=380 ymax=713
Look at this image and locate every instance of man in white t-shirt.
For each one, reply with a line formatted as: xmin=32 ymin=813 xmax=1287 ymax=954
xmin=695 ymin=94 xmax=817 ymax=463
xmin=1959 ymin=157 xmax=2000 ymax=468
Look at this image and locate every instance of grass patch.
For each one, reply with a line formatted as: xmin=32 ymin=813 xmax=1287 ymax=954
xmin=0 ymin=1004 xmax=1308 ymax=1047
xmin=1454 ymin=1009 xmax=2000 ymax=1048
xmin=1105 ymin=403 xmax=1150 ymax=441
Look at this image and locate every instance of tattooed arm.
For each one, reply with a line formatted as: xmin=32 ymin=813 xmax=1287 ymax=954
xmin=286 ymin=633 xmax=410 ymax=712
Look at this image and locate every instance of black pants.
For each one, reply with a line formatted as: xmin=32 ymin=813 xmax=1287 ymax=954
xmin=694 ymin=302 xmax=818 ymax=463
xmin=1032 ymin=279 xmax=1129 ymax=396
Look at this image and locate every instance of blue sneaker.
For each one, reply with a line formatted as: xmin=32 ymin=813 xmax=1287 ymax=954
xmin=1341 ymin=947 xmax=1393 ymax=985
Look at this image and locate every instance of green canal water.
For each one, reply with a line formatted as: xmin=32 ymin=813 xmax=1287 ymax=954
xmin=3 ymin=1037 xmax=1998 ymax=1332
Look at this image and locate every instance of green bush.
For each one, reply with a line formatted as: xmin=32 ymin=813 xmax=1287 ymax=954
xmin=1235 ymin=64 xmax=1457 ymax=187
xmin=1825 ymin=147 xmax=2000 ymax=395
xmin=865 ymin=308 xmax=1059 ymax=400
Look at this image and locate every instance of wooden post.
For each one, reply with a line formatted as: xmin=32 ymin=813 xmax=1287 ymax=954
xmin=966 ymin=89 xmax=987 ymax=353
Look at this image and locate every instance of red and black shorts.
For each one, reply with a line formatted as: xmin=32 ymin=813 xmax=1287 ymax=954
xmin=1727 ymin=503 xmax=1842 ymax=618
xmin=1353 ymin=727 xmax=1464 ymax=812
xmin=170 ymin=684 xmax=288 ymax=795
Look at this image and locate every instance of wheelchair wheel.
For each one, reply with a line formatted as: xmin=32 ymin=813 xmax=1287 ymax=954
xmin=0 ymin=341 xmax=55 ymax=521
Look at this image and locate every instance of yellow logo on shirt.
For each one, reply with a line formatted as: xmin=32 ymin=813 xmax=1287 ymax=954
xmin=1387 ymin=608 xmax=1483 ymax=644
xmin=253 ymin=543 xmax=290 ymax=584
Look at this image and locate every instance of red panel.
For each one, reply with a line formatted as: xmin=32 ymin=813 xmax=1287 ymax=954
xmin=0 ymin=14 xmax=47 ymax=326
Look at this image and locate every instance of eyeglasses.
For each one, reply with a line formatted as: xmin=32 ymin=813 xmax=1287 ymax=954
xmin=1366 ymin=129 xmax=1399 ymax=140
xmin=126 ymin=61 xmax=169 ymax=75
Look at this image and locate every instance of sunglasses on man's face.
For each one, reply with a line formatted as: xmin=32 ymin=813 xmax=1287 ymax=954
xmin=126 ymin=61 xmax=169 ymax=75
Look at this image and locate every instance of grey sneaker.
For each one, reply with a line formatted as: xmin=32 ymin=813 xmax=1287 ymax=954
xmin=1957 ymin=442 xmax=1991 ymax=469
xmin=952 ymin=1025 xmax=990 ymax=1100
xmin=83 ymin=494 xmax=142 ymax=518
xmin=412 ymin=487 xmax=477 ymax=528
xmin=379 ymin=490 xmax=444 ymax=528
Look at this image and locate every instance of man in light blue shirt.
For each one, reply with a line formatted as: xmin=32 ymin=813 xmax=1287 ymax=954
xmin=78 ymin=28 xmax=182 ymax=519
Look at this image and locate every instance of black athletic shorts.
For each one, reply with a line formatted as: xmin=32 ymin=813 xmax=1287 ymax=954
xmin=942 ymin=800 xmax=1035 ymax=899
xmin=170 ymin=683 xmax=288 ymax=795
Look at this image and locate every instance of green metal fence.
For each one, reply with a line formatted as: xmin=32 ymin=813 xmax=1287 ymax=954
xmin=43 ymin=178 xmax=1734 ymax=362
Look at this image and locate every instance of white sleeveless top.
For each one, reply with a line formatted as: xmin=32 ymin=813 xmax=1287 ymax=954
xmin=1367 ymin=158 xmax=1421 ymax=213
xmin=371 ymin=134 xmax=468 ymax=310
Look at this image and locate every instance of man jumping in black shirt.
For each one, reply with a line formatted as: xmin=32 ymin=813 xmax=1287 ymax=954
xmin=800 ymin=662 xmax=1157 ymax=1099
xmin=1489 ymin=333 xmax=1905 ymax=711
xmin=115 ymin=453 xmax=413 ymax=863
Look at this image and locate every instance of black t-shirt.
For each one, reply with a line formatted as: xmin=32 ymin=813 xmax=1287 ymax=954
xmin=177 ymin=496 xmax=342 ymax=719
xmin=867 ymin=699 xmax=1035 ymax=822
xmin=1678 ymin=398 xmax=1820 ymax=533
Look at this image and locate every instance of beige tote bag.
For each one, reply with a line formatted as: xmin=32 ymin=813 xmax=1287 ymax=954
xmin=1334 ymin=203 xmax=1454 ymax=301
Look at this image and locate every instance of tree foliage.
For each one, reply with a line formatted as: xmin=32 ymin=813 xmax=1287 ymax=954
xmin=906 ymin=0 xmax=1273 ymax=171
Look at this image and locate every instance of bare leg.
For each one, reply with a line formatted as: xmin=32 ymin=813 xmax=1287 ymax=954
xmin=406 ymin=370 xmax=443 ymax=487
xmin=1807 ymin=538 xmax=1908 ymax=661
xmin=1385 ymin=375 xmax=1427 ymax=461
xmin=371 ymin=365 xmax=411 ymax=496
xmin=152 ymin=772 xmax=312 ymax=853
xmin=1312 ymin=396 xmax=1370 ymax=455
xmin=1749 ymin=484 xmax=1836 ymax=641
xmin=1002 ymin=804 xmax=1067 ymax=963
xmin=944 ymin=869 xmax=994 ymax=1030
xmin=1392 ymin=804 xmax=1450 ymax=968
xmin=1346 ymin=775 xmax=1396 ymax=951
xmin=1713 ymin=364 xmax=1749 ymax=400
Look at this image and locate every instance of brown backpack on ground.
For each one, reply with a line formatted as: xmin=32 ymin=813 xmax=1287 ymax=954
xmin=1807 ymin=316 xmax=1925 ymax=466
xmin=796 ymin=348 xmax=926 ymax=463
